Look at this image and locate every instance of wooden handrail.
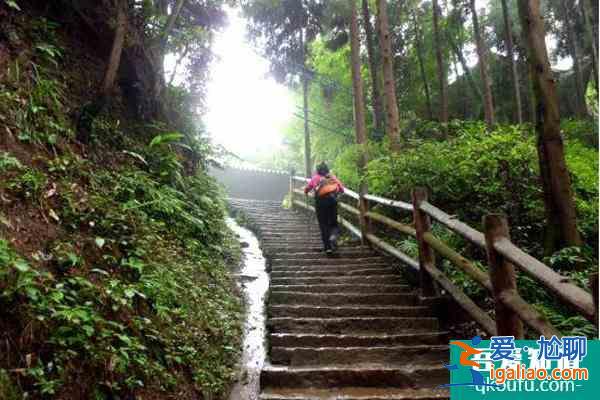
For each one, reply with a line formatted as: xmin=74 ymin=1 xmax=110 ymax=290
xmin=419 ymin=201 xmax=486 ymax=249
xmin=423 ymin=232 xmax=492 ymax=291
xmin=293 ymin=176 xmax=309 ymax=183
xmin=366 ymin=211 xmax=416 ymax=236
xmin=339 ymin=201 xmax=360 ymax=216
xmin=288 ymin=173 xmax=597 ymax=337
xmin=365 ymin=233 xmax=419 ymax=271
xmin=421 ymin=261 xmax=497 ymax=336
xmin=494 ymin=237 xmax=596 ymax=322
xmin=364 ymin=193 xmax=413 ymax=211
xmin=340 ymin=216 xmax=362 ymax=239
xmin=343 ymin=188 xmax=360 ymax=200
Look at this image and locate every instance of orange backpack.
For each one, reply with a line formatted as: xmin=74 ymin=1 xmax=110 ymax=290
xmin=316 ymin=175 xmax=339 ymax=198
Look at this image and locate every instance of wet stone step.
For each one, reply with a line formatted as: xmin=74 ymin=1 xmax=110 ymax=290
xmin=270 ymin=257 xmax=387 ymax=266
xmin=269 ymin=332 xmax=449 ymax=348
xmin=270 ymin=345 xmax=449 ymax=366
xmin=259 ymin=387 xmax=450 ymax=400
xmin=270 ymin=268 xmax=396 ymax=278
xmin=270 ymin=264 xmax=392 ymax=273
xmin=260 ymin=364 xmax=449 ymax=389
xmin=269 ymin=284 xmax=409 ymax=294
xmin=267 ymin=317 xmax=438 ymax=334
xmin=268 ymin=304 xmax=431 ymax=318
xmin=269 ymin=292 xmax=417 ymax=307
xmin=270 ymin=275 xmax=403 ymax=285
xmin=269 ymin=251 xmax=379 ymax=259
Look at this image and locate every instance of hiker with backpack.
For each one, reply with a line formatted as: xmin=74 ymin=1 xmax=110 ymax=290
xmin=304 ymin=162 xmax=344 ymax=254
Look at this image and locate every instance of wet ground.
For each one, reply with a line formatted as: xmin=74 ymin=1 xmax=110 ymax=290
xmin=227 ymin=218 xmax=269 ymax=400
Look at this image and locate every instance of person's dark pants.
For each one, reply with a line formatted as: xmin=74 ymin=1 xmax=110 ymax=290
xmin=315 ymin=194 xmax=340 ymax=250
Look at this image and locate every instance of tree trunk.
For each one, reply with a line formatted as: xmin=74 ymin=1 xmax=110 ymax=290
xmin=362 ymin=0 xmax=385 ymax=140
xmin=168 ymin=44 xmax=190 ymax=86
xmin=350 ymin=0 xmax=368 ymax=152
xmin=562 ymin=0 xmax=587 ymax=117
xmin=501 ymin=0 xmax=523 ymax=124
xmin=580 ymin=0 xmax=599 ymax=90
xmin=101 ymin=0 xmax=128 ymax=95
xmin=452 ymin=55 xmax=468 ymax=119
xmin=447 ymin=33 xmax=482 ymax=102
xmin=517 ymin=0 xmax=582 ymax=253
xmin=413 ymin=11 xmax=433 ymax=120
xmin=432 ymin=0 xmax=449 ymax=125
xmin=376 ymin=0 xmax=401 ymax=151
xmin=469 ymin=0 xmax=495 ymax=127
xmin=301 ymin=30 xmax=312 ymax=178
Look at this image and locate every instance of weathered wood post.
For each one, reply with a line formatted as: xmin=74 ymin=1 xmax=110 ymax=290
xmin=411 ymin=187 xmax=436 ymax=297
xmin=289 ymin=168 xmax=295 ymax=210
xmin=483 ymin=214 xmax=524 ymax=338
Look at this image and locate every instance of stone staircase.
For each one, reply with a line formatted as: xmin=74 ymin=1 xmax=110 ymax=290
xmin=230 ymin=199 xmax=450 ymax=400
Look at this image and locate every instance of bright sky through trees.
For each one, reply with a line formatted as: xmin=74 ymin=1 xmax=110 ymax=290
xmin=203 ymin=2 xmax=570 ymax=160
xmin=205 ymin=8 xmax=294 ymax=160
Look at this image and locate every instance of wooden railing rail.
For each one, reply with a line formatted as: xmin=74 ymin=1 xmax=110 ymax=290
xmin=289 ymin=174 xmax=598 ymax=337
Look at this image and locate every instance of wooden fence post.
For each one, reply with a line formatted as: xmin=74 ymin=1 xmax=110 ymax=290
xmin=483 ymin=214 xmax=524 ymax=338
xmin=358 ymin=181 xmax=370 ymax=244
xmin=289 ymin=168 xmax=295 ymax=210
xmin=412 ymin=187 xmax=436 ymax=297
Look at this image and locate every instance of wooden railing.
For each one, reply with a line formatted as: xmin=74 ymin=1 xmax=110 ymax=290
xmin=290 ymin=174 xmax=599 ymax=338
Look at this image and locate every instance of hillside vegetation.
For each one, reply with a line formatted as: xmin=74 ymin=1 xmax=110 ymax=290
xmin=1 ymin=3 xmax=242 ymax=398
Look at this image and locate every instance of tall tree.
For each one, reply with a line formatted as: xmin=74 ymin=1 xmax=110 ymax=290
xmin=101 ymin=0 xmax=128 ymax=96
xmin=350 ymin=0 xmax=368 ymax=159
xmin=579 ymin=0 xmax=599 ymax=90
xmin=301 ymin=31 xmax=312 ymax=177
xmin=376 ymin=0 xmax=401 ymax=151
xmin=469 ymin=0 xmax=495 ymax=126
xmin=561 ymin=0 xmax=587 ymax=117
xmin=432 ymin=0 xmax=449 ymax=124
xmin=361 ymin=0 xmax=385 ymax=139
xmin=517 ymin=0 xmax=582 ymax=252
xmin=350 ymin=0 xmax=369 ymax=239
xmin=412 ymin=10 xmax=434 ymax=119
xmin=500 ymin=0 xmax=523 ymax=123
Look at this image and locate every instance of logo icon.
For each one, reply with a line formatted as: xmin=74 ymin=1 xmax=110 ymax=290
xmin=441 ymin=336 xmax=501 ymax=388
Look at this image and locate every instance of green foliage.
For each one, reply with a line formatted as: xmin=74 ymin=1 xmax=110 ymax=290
xmin=0 ymin=157 xmax=242 ymax=396
xmin=0 ymin=369 xmax=21 ymax=400
xmin=331 ymin=120 xmax=598 ymax=337
xmin=3 ymin=0 xmax=20 ymax=11
xmin=335 ymin=121 xmax=598 ymax=253
xmin=0 ymin=152 xmax=23 ymax=172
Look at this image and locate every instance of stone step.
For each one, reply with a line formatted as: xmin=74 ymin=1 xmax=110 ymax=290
xmin=269 ymin=332 xmax=449 ymax=348
xmin=271 ymin=257 xmax=387 ymax=266
xmin=270 ymin=345 xmax=449 ymax=366
xmin=270 ymin=275 xmax=402 ymax=285
xmin=269 ymin=284 xmax=408 ymax=294
xmin=262 ymin=246 xmax=365 ymax=255
xmin=259 ymin=387 xmax=449 ymax=400
xmin=268 ymin=305 xmax=429 ymax=318
xmin=270 ymin=264 xmax=391 ymax=273
xmin=270 ymin=250 xmax=379 ymax=259
xmin=267 ymin=317 xmax=438 ymax=334
xmin=269 ymin=292 xmax=417 ymax=307
xmin=260 ymin=364 xmax=448 ymax=389
xmin=270 ymin=268 xmax=396 ymax=278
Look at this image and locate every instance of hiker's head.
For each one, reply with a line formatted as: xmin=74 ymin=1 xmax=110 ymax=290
xmin=316 ymin=162 xmax=329 ymax=176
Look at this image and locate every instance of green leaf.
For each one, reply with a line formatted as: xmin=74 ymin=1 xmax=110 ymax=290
xmin=95 ymin=237 xmax=105 ymax=248
xmin=13 ymin=260 xmax=30 ymax=272
xmin=4 ymin=0 xmax=21 ymax=11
